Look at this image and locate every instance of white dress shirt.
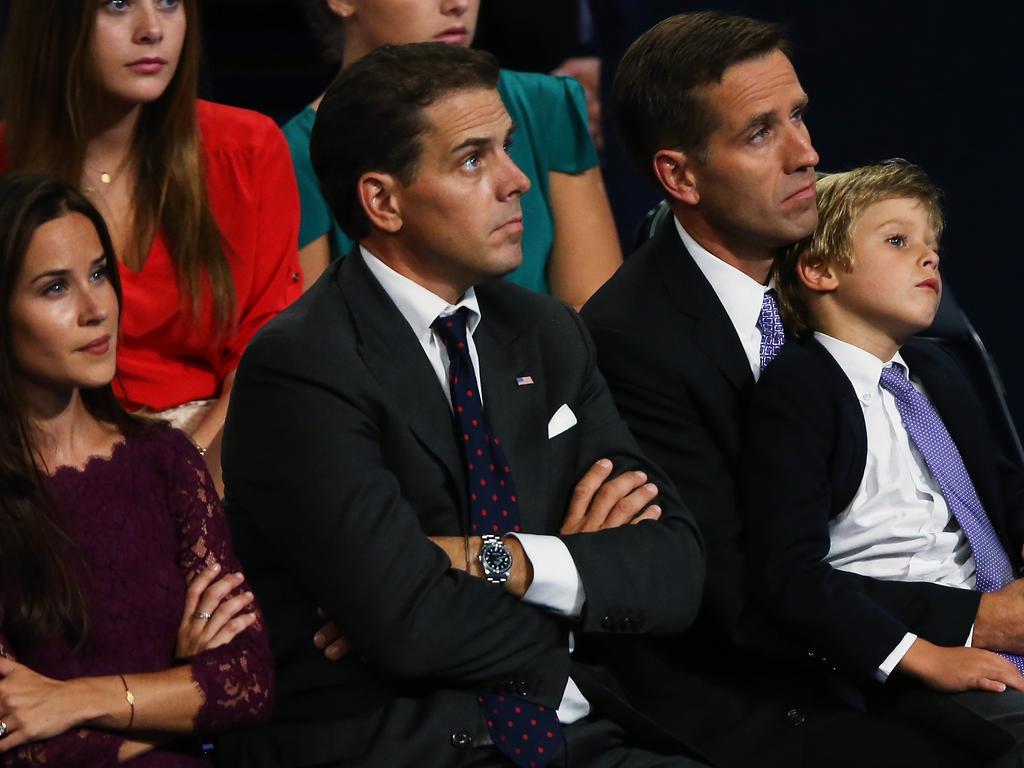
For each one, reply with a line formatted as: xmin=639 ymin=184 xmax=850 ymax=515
xmin=816 ymin=333 xmax=977 ymax=679
xmin=675 ymin=217 xmax=774 ymax=381
xmin=362 ymin=247 xmax=590 ymax=722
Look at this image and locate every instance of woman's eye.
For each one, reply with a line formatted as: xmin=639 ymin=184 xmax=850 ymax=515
xmin=43 ymin=280 xmax=67 ymax=296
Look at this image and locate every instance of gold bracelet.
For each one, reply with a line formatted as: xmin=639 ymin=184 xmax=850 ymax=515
xmin=118 ymin=674 xmax=135 ymax=730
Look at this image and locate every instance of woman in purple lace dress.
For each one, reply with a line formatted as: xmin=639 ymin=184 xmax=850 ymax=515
xmin=0 ymin=174 xmax=273 ymax=766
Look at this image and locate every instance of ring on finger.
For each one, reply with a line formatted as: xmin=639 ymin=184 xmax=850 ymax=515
xmin=193 ymin=610 xmax=213 ymax=620
xmin=0 ymin=720 xmax=9 ymax=738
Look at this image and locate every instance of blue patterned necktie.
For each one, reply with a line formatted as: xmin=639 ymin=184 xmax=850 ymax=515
xmin=880 ymin=363 xmax=1024 ymax=672
xmin=431 ymin=308 xmax=562 ymax=767
xmin=756 ymin=289 xmax=786 ymax=370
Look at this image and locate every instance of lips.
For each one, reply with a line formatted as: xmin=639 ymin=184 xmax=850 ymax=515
xmin=783 ymin=182 xmax=816 ymax=203
xmin=494 ymin=216 xmax=523 ymax=234
xmin=126 ymin=57 xmax=167 ymax=74
xmin=78 ymin=334 xmax=112 ymax=355
xmin=917 ymin=277 xmax=941 ymax=293
xmin=433 ymin=26 xmax=469 ymax=45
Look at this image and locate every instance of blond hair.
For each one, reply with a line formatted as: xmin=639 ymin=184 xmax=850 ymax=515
xmin=774 ymin=159 xmax=943 ymax=337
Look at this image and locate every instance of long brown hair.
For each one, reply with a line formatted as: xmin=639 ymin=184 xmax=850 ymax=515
xmin=0 ymin=173 xmax=146 ymax=647
xmin=0 ymin=0 xmax=235 ymax=331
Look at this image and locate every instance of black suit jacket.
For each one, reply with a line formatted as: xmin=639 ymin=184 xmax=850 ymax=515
xmin=217 ymin=251 xmax=705 ymax=767
xmin=580 ymin=219 xmax=986 ymax=766
xmin=741 ymin=336 xmax=1024 ymax=680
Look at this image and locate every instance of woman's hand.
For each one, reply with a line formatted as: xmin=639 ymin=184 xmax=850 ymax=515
xmin=176 ymin=563 xmax=257 ymax=658
xmin=0 ymin=656 xmax=87 ymax=752
xmin=897 ymin=637 xmax=1024 ymax=693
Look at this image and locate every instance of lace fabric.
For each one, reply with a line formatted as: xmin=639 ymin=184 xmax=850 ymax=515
xmin=0 ymin=425 xmax=273 ymax=766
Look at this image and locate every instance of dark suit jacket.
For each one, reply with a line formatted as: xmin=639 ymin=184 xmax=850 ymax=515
xmin=741 ymin=336 xmax=1024 ymax=680
xmin=217 ymin=250 xmax=705 ymax=767
xmin=580 ymin=218 xmax=986 ymax=766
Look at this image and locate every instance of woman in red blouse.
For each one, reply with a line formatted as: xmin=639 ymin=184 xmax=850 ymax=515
xmin=0 ymin=0 xmax=303 ymax=494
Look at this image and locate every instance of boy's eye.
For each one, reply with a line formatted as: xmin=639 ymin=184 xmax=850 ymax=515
xmin=886 ymin=235 xmax=907 ymax=248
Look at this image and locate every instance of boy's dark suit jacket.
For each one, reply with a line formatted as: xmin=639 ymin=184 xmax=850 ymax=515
xmin=216 ymin=250 xmax=706 ymax=767
xmin=581 ymin=217 xmax=984 ymax=766
xmin=742 ymin=336 xmax=1024 ymax=681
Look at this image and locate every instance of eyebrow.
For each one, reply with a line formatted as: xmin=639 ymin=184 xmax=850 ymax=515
xmin=30 ymin=255 xmax=107 ymax=285
xmin=451 ymin=121 xmax=518 ymax=155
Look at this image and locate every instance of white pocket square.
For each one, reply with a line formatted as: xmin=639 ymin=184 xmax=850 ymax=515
xmin=547 ymin=404 xmax=577 ymax=439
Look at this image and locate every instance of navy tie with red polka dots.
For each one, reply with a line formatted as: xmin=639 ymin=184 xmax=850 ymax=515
xmin=431 ymin=308 xmax=562 ymax=768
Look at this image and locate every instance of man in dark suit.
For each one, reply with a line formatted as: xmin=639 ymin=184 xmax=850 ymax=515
xmin=580 ymin=11 xmax=986 ymax=767
xmin=219 ymin=43 xmax=706 ymax=767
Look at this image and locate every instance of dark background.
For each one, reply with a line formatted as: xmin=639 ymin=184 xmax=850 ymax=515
xmin=4 ymin=1 xmax=1020 ymax=427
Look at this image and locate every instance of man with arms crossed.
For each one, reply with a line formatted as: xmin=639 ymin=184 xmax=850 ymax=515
xmin=219 ymin=43 xmax=706 ymax=768
xmin=583 ymin=11 xmax=990 ymax=767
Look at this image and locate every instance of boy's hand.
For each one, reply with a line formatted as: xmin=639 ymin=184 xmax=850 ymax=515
xmin=897 ymin=638 xmax=1024 ymax=693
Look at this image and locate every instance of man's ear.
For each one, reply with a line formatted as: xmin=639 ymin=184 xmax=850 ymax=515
xmin=797 ymin=256 xmax=839 ymax=295
xmin=325 ymin=0 xmax=355 ymax=19
xmin=358 ymin=172 xmax=403 ymax=234
xmin=653 ymin=148 xmax=699 ymax=206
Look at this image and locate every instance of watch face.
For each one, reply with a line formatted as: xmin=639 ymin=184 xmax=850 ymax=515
xmin=481 ymin=541 xmax=513 ymax=575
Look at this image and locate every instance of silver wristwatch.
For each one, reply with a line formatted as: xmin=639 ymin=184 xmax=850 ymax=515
xmin=479 ymin=534 xmax=513 ymax=584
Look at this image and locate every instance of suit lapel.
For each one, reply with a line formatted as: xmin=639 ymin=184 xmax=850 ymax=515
xmin=473 ymin=296 xmax=551 ymax=534
xmin=651 ymin=220 xmax=753 ymax=393
xmin=340 ymin=252 xmax=467 ymax=509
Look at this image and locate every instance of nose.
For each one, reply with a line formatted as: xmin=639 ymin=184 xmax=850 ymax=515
xmin=79 ymin=286 xmax=110 ymax=327
xmin=442 ymin=0 xmax=471 ymax=17
xmin=922 ymin=243 xmax=940 ymax=271
xmin=497 ymin=151 xmax=531 ymax=201
xmin=133 ymin=1 xmax=165 ymax=44
xmin=784 ymin=122 xmax=819 ymax=176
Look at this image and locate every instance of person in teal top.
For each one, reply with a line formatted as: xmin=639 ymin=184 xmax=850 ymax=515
xmin=286 ymin=0 xmax=622 ymax=308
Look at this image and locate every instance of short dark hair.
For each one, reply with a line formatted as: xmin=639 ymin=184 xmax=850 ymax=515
xmin=310 ymin=43 xmax=500 ymax=241
xmin=611 ymin=12 xmax=790 ymax=179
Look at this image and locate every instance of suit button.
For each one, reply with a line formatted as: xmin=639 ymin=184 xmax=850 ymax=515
xmin=785 ymin=708 xmax=806 ymax=727
xmin=806 ymin=648 xmax=817 ymax=659
xmin=634 ymin=613 xmax=645 ymax=630
xmin=450 ymin=730 xmax=474 ymax=749
xmin=601 ymin=615 xmax=613 ymax=630
xmin=622 ymin=616 xmax=635 ymax=631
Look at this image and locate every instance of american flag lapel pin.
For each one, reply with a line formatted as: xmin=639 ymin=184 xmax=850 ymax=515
xmin=515 ymin=375 xmax=534 ymax=387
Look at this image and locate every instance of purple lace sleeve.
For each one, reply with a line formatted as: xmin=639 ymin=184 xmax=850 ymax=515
xmin=0 ymin=637 xmax=123 ymax=767
xmin=163 ymin=429 xmax=274 ymax=732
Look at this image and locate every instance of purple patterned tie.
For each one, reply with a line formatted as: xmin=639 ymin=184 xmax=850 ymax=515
xmin=880 ymin=363 xmax=1024 ymax=672
xmin=432 ymin=308 xmax=562 ymax=768
xmin=756 ymin=289 xmax=786 ymax=370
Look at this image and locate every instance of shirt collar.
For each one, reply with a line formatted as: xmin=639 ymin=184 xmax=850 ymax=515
xmin=674 ymin=216 xmax=771 ymax=336
xmin=815 ymin=331 xmax=909 ymax=401
xmin=361 ymin=245 xmax=481 ymax=343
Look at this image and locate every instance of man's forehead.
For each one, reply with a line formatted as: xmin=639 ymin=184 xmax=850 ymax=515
xmin=422 ymin=87 xmax=512 ymax=148
xmin=705 ymin=50 xmax=805 ymax=126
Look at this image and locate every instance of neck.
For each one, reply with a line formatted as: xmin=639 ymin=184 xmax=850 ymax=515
xmin=20 ymin=384 xmax=101 ymax=473
xmin=815 ymin=308 xmax=903 ymax=363
xmin=674 ymin=208 xmax=775 ymax=284
xmin=362 ymin=235 xmax=468 ymax=305
xmin=83 ymin=100 xmax=143 ymax=173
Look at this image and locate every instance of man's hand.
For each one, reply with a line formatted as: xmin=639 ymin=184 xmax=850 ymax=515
xmin=313 ymin=608 xmax=351 ymax=661
xmin=897 ymin=637 xmax=1024 ymax=693
xmin=973 ymin=578 xmax=1024 ymax=655
xmin=560 ymin=459 xmax=661 ymax=534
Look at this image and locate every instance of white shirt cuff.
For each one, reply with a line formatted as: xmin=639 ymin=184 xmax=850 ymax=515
xmin=508 ymin=533 xmax=586 ymax=617
xmin=966 ymin=624 xmax=974 ymax=647
xmin=875 ymin=632 xmax=918 ymax=682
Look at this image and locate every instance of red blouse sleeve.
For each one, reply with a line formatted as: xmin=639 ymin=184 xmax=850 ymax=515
xmin=0 ymin=638 xmax=124 ymax=767
xmin=218 ymin=119 xmax=303 ymax=381
xmin=164 ymin=428 xmax=275 ymax=732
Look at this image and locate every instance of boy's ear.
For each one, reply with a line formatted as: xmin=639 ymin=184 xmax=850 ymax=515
xmin=653 ymin=149 xmax=700 ymax=206
xmin=797 ymin=257 xmax=839 ymax=295
xmin=358 ymin=172 xmax=403 ymax=234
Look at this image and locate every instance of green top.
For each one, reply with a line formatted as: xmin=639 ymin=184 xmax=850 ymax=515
xmin=282 ymin=69 xmax=599 ymax=295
